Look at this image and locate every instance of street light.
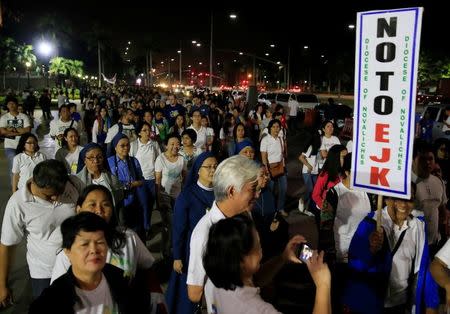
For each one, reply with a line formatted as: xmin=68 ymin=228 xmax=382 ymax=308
xmin=348 ymin=24 xmax=355 ymax=29
xmin=178 ymin=40 xmax=202 ymax=86
xmin=37 ymin=41 xmax=54 ymax=87
xmin=38 ymin=41 xmax=53 ymax=57
xmin=210 ymin=12 xmax=238 ymax=89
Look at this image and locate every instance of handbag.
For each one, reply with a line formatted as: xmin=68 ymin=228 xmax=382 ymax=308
xmin=269 ymin=161 xmax=284 ymax=179
xmin=268 ymin=137 xmax=286 ymax=179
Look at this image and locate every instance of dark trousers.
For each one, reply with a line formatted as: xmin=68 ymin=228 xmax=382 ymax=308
xmin=31 ymin=278 xmax=51 ymax=299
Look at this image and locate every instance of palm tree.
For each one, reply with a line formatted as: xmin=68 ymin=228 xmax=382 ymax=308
xmin=49 ymin=57 xmax=84 ymax=87
xmin=0 ymin=36 xmax=37 ymax=90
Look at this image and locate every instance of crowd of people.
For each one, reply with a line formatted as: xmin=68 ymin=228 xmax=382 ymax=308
xmin=0 ymin=85 xmax=449 ymax=313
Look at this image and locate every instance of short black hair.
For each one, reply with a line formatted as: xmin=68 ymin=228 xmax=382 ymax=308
xmin=32 ymin=159 xmax=69 ymax=194
xmin=267 ymin=119 xmax=281 ymax=131
xmin=136 ymin=121 xmax=152 ymax=135
xmin=165 ymin=132 xmax=181 ymax=146
xmin=203 ymin=214 xmax=256 ymax=290
xmin=5 ymin=96 xmax=18 ymax=106
xmin=181 ymin=128 xmax=197 ymax=143
xmin=61 ymin=212 xmax=113 ymax=250
xmin=190 ymin=108 xmax=201 ymax=117
xmin=413 ymin=138 xmax=433 ymax=160
xmin=58 ymin=104 xmax=69 ymax=113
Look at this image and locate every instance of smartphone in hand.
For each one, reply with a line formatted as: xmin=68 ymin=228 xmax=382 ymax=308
xmin=297 ymin=243 xmax=313 ymax=263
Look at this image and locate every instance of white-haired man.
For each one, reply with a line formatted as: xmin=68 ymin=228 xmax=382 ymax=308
xmin=187 ymin=155 xmax=304 ymax=312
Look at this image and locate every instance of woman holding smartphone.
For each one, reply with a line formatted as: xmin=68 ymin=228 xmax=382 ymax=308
xmin=203 ymin=214 xmax=332 ymax=314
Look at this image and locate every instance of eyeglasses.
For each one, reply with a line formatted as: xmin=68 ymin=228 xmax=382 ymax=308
xmin=201 ymin=164 xmax=218 ymax=170
xmin=86 ymin=155 xmax=104 ymax=161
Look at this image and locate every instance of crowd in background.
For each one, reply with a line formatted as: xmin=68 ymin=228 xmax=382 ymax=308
xmin=0 ymin=85 xmax=449 ymax=313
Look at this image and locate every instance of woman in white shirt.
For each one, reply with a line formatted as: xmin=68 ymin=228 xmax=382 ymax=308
xmin=130 ymin=122 xmax=161 ymax=231
xmin=201 ymin=116 xmax=215 ymax=151
xmin=155 ymin=133 xmax=187 ymax=257
xmin=12 ymin=133 xmax=47 ymax=193
xmin=260 ymin=119 xmax=288 ymax=217
xmin=318 ymin=120 xmax=341 ymax=171
xmin=298 ymin=130 xmax=321 ymax=215
xmin=328 ymin=153 xmax=371 ymax=263
xmin=55 ymin=127 xmax=83 ymax=174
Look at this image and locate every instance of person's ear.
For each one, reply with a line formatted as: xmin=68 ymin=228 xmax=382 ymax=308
xmin=75 ymin=205 xmax=82 ymax=214
xmin=227 ymin=185 xmax=235 ymax=199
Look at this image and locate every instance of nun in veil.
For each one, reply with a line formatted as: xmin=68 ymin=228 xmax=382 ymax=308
xmin=165 ymin=152 xmax=218 ymax=314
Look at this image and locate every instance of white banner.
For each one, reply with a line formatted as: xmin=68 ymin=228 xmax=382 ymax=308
xmin=351 ymin=7 xmax=423 ymax=199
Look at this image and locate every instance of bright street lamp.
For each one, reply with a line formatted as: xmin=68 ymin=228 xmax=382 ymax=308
xmin=38 ymin=41 xmax=53 ymax=57
xmin=348 ymin=24 xmax=355 ymax=29
xmin=270 ymin=44 xmax=275 ymax=48
xmin=229 ymin=14 xmax=237 ymax=19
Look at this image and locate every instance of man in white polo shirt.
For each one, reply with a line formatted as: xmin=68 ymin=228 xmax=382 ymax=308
xmin=0 ymin=96 xmax=31 ymax=182
xmin=49 ymin=104 xmax=79 ymax=155
xmin=187 ymin=156 xmax=260 ymax=310
xmin=0 ymin=159 xmax=84 ymax=305
xmin=187 ymin=155 xmax=304 ymax=313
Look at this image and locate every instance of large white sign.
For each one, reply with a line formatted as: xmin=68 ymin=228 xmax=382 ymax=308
xmin=351 ymin=7 xmax=423 ymax=198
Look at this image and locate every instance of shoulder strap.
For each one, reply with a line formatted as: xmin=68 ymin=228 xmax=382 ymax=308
xmin=391 ymin=229 xmax=407 ymax=257
xmin=69 ymin=119 xmax=75 ymax=128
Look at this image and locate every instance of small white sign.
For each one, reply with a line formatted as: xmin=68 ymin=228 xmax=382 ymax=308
xmin=351 ymin=7 xmax=423 ymax=198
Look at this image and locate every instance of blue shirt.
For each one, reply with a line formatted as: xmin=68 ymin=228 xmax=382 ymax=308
xmin=164 ymin=104 xmax=186 ymax=127
xmin=107 ymin=155 xmax=143 ymax=207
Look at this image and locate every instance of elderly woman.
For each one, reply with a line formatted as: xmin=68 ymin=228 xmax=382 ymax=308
xmin=76 ymin=143 xmax=123 ymax=212
xmin=260 ymin=119 xmax=288 ymax=217
xmin=166 ymin=152 xmax=217 ymax=314
xmin=236 ymin=139 xmax=287 ymax=259
xmin=31 ymin=212 xmax=143 ymax=313
xmin=50 ymin=185 xmax=166 ymax=313
xmin=155 ymin=133 xmax=187 ymax=257
xmin=107 ymin=133 xmax=148 ymax=239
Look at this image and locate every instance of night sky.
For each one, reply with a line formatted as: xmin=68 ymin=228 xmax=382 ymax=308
xmin=2 ymin=0 xmax=448 ymax=83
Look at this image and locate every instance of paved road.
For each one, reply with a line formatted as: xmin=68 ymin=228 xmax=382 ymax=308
xmin=0 ymin=104 xmax=315 ymax=313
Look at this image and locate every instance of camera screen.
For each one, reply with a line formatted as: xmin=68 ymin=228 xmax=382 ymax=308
xmin=299 ymin=244 xmax=313 ymax=261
